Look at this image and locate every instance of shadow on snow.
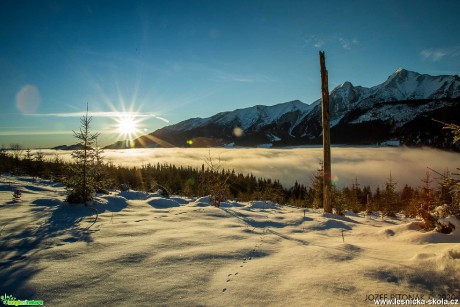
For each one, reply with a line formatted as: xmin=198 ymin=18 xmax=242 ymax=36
xmin=0 ymin=196 xmax=128 ymax=297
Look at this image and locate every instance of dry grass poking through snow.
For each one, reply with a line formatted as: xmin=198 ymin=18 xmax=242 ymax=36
xmin=0 ymin=175 xmax=459 ymax=306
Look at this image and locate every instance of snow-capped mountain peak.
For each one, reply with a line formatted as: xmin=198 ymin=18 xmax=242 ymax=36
xmin=168 ymin=100 xmax=313 ymax=132
xmin=372 ymin=68 xmax=460 ymax=101
xmin=106 ymin=69 xmax=460 ymax=150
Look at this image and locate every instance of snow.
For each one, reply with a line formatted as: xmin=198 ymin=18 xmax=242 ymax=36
xmin=368 ymin=69 xmax=460 ymax=101
xmin=211 ymin=100 xmax=313 ymax=131
xmin=167 ymin=100 xmax=313 ymax=133
xmin=267 ymin=133 xmax=281 ymax=142
xmin=350 ymin=100 xmax=453 ymax=126
xmin=158 ymin=69 xmax=460 ymax=148
xmin=257 ymin=143 xmax=273 ymax=148
xmin=380 ymin=139 xmax=401 ymax=147
xmin=330 ymin=114 xmax=345 ymax=127
xmin=168 ymin=117 xmax=208 ymax=131
xmin=1 ymin=174 xmax=459 ymax=306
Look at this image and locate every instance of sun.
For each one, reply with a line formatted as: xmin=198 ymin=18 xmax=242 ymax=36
xmin=118 ymin=116 xmax=136 ymax=135
xmin=115 ymin=114 xmax=140 ymax=140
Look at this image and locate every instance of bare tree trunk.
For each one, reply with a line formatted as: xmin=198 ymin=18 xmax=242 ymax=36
xmin=319 ymin=51 xmax=332 ymax=213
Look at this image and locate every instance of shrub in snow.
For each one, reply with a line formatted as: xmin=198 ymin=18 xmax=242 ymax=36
xmin=311 ymin=162 xmax=323 ymax=209
xmin=156 ymin=184 xmax=170 ymax=199
xmin=119 ymin=184 xmax=130 ymax=192
xmin=331 ymin=186 xmax=345 ymax=216
xmin=12 ymin=189 xmax=22 ymax=201
xmin=200 ymin=153 xmax=231 ymax=208
xmin=415 ymin=169 xmax=459 ymax=233
xmin=248 ymin=201 xmax=279 ymax=210
xmin=437 ymin=216 xmax=459 ymax=235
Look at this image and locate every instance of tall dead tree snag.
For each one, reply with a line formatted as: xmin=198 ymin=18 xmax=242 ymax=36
xmin=319 ymin=51 xmax=332 ymax=213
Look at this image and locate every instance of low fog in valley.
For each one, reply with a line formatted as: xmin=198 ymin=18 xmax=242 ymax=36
xmin=37 ymin=146 xmax=458 ymax=189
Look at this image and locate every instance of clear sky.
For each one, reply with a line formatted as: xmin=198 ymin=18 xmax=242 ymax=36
xmin=1 ymin=0 xmax=459 ymax=148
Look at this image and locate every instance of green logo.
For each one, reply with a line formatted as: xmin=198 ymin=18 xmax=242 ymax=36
xmin=1 ymin=293 xmax=44 ymax=306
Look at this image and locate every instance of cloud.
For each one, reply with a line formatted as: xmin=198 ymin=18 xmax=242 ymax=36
xmin=0 ymin=130 xmax=70 ymax=136
xmin=26 ymin=112 xmax=170 ymax=123
xmin=304 ymin=36 xmax=324 ymax=49
xmin=34 ymin=147 xmax=459 ymax=190
xmin=420 ymin=46 xmax=460 ymax=62
xmin=339 ymin=37 xmax=359 ymax=50
xmin=305 ymin=36 xmax=359 ymax=50
xmin=217 ymin=72 xmax=275 ymax=83
xmin=313 ymin=41 xmax=324 ymax=48
xmin=420 ymin=49 xmax=447 ymax=61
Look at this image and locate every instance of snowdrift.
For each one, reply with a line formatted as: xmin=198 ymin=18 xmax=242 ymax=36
xmin=1 ymin=175 xmax=459 ymax=306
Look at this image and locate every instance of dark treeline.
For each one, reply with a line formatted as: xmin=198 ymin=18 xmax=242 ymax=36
xmin=0 ymin=145 xmax=288 ymax=202
xmin=1 ymin=144 xmax=458 ymax=232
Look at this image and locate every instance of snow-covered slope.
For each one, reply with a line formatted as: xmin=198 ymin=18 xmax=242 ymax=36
xmin=370 ymin=68 xmax=460 ymax=101
xmin=168 ymin=100 xmax=312 ymax=132
xmin=309 ymin=68 xmax=460 ymax=126
xmin=1 ymin=175 xmax=459 ymax=306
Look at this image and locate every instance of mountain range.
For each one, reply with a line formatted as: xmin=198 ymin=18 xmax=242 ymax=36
xmin=105 ymin=68 xmax=460 ymax=151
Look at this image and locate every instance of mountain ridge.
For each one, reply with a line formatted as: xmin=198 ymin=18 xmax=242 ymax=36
xmin=105 ymin=69 xmax=460 ymax=151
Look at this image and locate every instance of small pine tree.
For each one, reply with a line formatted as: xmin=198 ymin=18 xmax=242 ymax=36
xmin=442 ymin=122 xmax=460 ymax=144
xmin=93 ymin=139 xmax=110 ymax=193
xmin=312 ymin=161 xmax=324 ymax=209
xmin=10 ymin=144 xmax=24 ymax=174
xmin=417 ymin=171 xmax=437 ymax=230
xmin=65 ymin=104 xmax=100 ymax=204
xmin=436 ymin=169 xmax=460 ymax=219
xmin=33 ymin=150 xmax=45 ymax=179
xmin=401 ymin=184 xmax=417 ymax=217
xmin=347 ymin=177 xmax=361 ymax=213
xmin=24 ymin=148 xmax=33 ymax=175
xmin=0 ymin=145 xmax=8 ymax=173
xmin=381 ymin=173 xmax=400 ymax=217
xmin=332 ymin=185 xmax=345 ymax=215
xmin=50 ymin=154 xmax=64 ymax=180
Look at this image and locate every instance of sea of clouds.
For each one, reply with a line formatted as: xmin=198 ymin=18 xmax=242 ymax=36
xmin=38 ymin=146 xmax=459 ymax=189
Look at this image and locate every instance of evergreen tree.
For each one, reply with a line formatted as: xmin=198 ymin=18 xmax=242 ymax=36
xmin=436 ymin=169 xmax=460 ymax=219
xmin=10 ymin=143 xmax=23 ymax=174
xmin=312 ymin=162 xmax=324 ymax=209
xmin=0 ymin=145 xmax=9 ymax=173
xmin=381 ymin=173 xmax=400 ymax=217
xmin=24 ymin=148 xmax=33 ymax=175
xmin=401 ymin=184 xmax=416 ymax=217
xmin=65 ymin=105 xmax=100 ymax=204
xmin=347 ymin=177 xmax=361 ymax=213
xmin=50 ymin=154 xmax=64 ymax=180
xmin=33 ymin=150 xmax=45 ymax=179
xmin=417 ymin=171 xmax=437 ymax=230
xmin=93 ymin=139 xmax=110 ymax=193
xmin=332 ymin=185 xmax=346 ymax=215
xmin=372 ymin=186 xmax=382 ymax=213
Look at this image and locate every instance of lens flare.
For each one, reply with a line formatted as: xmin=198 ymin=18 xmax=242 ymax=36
xmin=332 ymin=175 xmax=339 ymax=186
xmin=16 ymin=85 xmax=41 ymax=114
xmin=233 ymin=127 xmax=243 ymax=137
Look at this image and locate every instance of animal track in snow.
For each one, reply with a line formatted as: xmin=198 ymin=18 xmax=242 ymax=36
xmin=222 ymin=230 xmax=266 ymax=293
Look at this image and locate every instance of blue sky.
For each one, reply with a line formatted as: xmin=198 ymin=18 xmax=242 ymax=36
xmin=1 ymin=0 xmax=459 ymax=148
